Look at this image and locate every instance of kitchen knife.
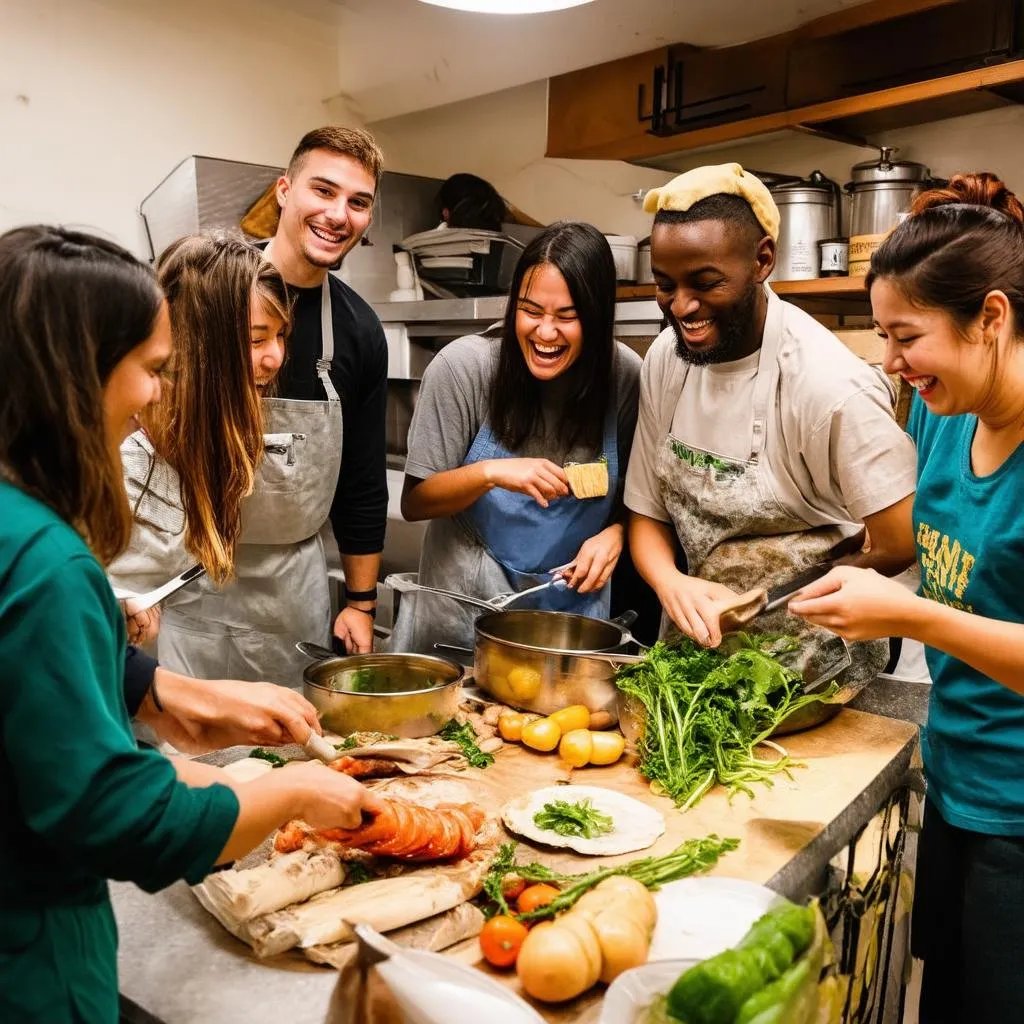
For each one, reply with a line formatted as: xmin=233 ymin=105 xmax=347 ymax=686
xmin=717 ymin=527 xmax=867 ymax=632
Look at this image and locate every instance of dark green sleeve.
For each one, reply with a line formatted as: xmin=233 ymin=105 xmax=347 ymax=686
xmin=1 ymin=549 xmax=239 ymax=891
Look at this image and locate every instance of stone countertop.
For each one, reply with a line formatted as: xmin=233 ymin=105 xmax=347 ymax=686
xmin=114 ymin=680 xmax=927 ymax=1024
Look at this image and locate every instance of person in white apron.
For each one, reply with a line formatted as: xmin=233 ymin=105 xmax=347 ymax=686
xmin=110 ymin=234 xmax=342 ymax=688
xmin=389 ymin=221 xmax=642 ymax=653
xmin=624 ymin=163 xmax=924 ymax=686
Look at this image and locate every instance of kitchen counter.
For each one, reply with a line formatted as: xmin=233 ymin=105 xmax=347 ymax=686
xmin=114 ymin=699 xmax=920 ymax=1024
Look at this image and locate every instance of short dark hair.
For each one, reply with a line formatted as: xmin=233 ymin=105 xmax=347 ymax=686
xmin=868 ymin=172 xmax=1024 ymax=332
xmin=654 ymin=194 xmax=765 ymax=246
xmin=286 ymin=126 xmax=384 ymax=188
xmin=436 ymin=173 xmax=507 ymax=231
xmin=489 ymin=221 xmax=616 ymax=454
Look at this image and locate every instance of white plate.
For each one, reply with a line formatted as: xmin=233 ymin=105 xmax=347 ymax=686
xmin=502 ymin=785 xmax=665 ymax=856
xmin=600 ymin=959 xmax=699 ymax=1024
xmin=648 ymin=876 xmax=778 ymax=961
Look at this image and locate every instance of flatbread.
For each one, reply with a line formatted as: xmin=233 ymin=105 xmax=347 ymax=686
xmin=501 ymin=785 xmax=665 ymax=856
xmin=222 ymin=757 xmax=276 ymax=783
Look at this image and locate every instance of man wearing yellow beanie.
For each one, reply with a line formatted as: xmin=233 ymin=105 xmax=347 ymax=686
xmin=624 ymin=163 xmax=920 ymax=685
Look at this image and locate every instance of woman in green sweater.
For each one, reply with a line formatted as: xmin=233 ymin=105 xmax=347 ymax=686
xmin=0 ymin=225 xmax=379 ymax=1022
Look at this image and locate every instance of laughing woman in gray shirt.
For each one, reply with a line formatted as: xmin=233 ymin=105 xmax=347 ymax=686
xmin=391 ymin=222 xmax=641 ymax=654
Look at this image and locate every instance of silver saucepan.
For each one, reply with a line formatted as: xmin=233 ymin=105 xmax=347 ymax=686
xmin=436 ymin=609 xmax=643 ymax=721
xmin=297 ymin=642 xmax=465 ymax=738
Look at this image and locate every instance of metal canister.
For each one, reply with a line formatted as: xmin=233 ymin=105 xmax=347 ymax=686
xmin=768 ymin=171 xmax=842 ymax=282
xmin=845 ymin=147 xmax=930 ymax=275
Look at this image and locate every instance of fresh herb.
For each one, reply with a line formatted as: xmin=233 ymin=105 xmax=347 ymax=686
xmin=335 ymin=736 xmax=359 ymax=751
xmin=440 ymin=719 xmax=494 ymax=769
xmin=481 ymin=836 xmax=739 ymax=921
xmin=249 ymin=747 xmax=288 ymax=767
xmin=346 ymin=862 xmax=372 ymax=886
xmin=615 ymin=634 xmax=836 ymax=811
xmin=533 ymin=798 xmax=614 ymax=839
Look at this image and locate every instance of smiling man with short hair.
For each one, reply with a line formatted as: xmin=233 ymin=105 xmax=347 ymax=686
xmin=264 ymin=126 xmax=388 ymax=654
xmin=625 ymin=163 xmax=919 ymax=685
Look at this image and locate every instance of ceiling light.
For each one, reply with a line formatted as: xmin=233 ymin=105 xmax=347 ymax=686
xmin=419 ymin=0 xmax=595 ymax=13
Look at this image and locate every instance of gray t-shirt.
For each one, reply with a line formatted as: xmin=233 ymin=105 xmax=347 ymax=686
xmin=405 ymin=332 xmax=641 ymax=480
xmin=390 ymin=332 xmax=641 ymax=653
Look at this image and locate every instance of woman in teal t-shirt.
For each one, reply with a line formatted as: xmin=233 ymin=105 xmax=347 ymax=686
xmin=0 ymin=226 xmax=379 ymax=1023
xmin=791 ymin=173 xmax=1024 ymax=1023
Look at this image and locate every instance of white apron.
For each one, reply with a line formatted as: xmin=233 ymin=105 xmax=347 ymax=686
xmin=653 ymin=296 xmax=889 ymax=688
xmin=159 ymin=263 xmax=343 ymax=687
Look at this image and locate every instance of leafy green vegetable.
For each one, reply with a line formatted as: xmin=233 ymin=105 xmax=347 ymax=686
xmin=346 ymin=862 xmax=372 ymax=886
xmin=481 ymin=835 xmax=739 ymax=921
xmin=335 ymin=736 xmax=359 ymax=751
xmin=533 ymin=798 xmax=614 ymax=839
xmin=615 ymin=634 xmax=836 ymax=810
xmin=249 ymin=747 xmax=287 ymax=767
xmin=439 ymin=719 xmax=494 ymax=769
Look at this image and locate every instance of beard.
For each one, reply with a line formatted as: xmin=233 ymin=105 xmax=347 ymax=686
xmin=671 ymin=281 xmax=760 ymax=366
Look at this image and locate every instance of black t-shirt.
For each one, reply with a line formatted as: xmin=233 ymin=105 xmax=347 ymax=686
xmin=276 ymin=275 xmax=388 ymax=556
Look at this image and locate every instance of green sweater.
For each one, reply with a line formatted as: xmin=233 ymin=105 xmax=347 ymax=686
xmin=0 ymin=480 xmax=240 ymax=1022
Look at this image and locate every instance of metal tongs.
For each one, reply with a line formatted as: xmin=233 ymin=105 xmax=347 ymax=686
xmin=111 ymin=563 xmax=206 ymax=611
xmin=384 ymin=571 xmax=569 ymax=613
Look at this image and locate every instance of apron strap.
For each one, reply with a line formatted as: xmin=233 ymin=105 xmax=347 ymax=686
xmin=264 ymin=239 xmax=341 ymax=405
xmin=748 ymin=287 xmax=784 ymax=462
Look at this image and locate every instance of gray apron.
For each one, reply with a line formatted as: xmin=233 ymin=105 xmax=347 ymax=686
xmin=653 ymin=295 xmax=888 ymax=687
xmin=159 ymin=261 xmax=343 ymax=687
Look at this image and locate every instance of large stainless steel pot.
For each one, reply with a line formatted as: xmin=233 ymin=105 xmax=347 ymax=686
xmin=766 ymin=170 xmax=842 ymax=282
xmin=845 ymin=147 xmax=930 ymax=273
xmin=463 ymin=610 xmax=641 ymax=720
xmin=298 ymin=643 xmax=464 ymax=738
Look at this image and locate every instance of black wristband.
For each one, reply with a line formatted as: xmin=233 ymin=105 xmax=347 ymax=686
xmin=344 ymin=586 xmax=378 ymax=603
xmin=150 ymin=674 xmax=165 ymax=713
xmin=350 ymin=605 xmax=377 ymax=620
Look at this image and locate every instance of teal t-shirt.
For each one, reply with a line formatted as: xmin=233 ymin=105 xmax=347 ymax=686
xmin=909 ymin=397 xmax=1024 ymax=835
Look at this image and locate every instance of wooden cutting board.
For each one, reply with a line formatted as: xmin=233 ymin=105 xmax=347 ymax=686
xmin=446 ymin=706 xmax=918 ymax=1022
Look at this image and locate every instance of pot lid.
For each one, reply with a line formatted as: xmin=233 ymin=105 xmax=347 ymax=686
xmin=769 ymin=169 xmax=838 ymax=195
xmin=849 ymin=146 xmax=930 ymax=185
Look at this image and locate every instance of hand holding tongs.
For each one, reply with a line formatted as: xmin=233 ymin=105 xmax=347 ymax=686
xmin=111 ymin=563 xmax=206 ymax=612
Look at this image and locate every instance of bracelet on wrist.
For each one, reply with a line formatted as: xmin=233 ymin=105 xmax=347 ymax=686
xmin=344 ymin=586 xmax=378 ymax=603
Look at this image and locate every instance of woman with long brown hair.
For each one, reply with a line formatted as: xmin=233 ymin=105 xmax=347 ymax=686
xmin=110 ymin=230 xmax=338 ymax=686
xmin=791 ymin=172 xmax=1024 ymax=1021
xmin=0 ymin=225 xmax=375 ymax=1022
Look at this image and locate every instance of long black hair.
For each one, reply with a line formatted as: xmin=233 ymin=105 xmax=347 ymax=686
xmin=488 ymin=221 xmax=616 ymax=454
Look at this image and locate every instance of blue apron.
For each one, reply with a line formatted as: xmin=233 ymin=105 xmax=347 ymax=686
xmin=459 ymin=404 xmax=619 ymax=617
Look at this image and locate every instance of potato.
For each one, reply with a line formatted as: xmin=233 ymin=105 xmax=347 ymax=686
xmin=588 ymin=909 xmax=651 ymax=983
xmin=516 ymin=919 xmax=601 ymax=1003
xmin=594 ymin=876 xmax=658 ymax=932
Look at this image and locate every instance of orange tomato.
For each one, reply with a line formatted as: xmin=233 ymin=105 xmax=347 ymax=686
xmin=501 ymin=873 xmax=526 ymax=902
xmin=480 ymin=914 xmax=529 ymax=968
xmin=517 ymin=883 xmax=561 ymax=915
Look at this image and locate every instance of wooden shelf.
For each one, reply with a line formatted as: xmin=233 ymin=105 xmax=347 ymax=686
xmin=616 ymin=276 xmax=868 ymax=303
xmin=557 ymin=58 xmax=1024 ymax=164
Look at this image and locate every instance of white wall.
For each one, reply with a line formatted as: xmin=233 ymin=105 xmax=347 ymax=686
xmin=0 ymin=0 xmax=351 ymax=255
xmin=370 ymin=80 xmax=670 ymax=239
xmin=370 ymin=80 xmax=1024 ymax=238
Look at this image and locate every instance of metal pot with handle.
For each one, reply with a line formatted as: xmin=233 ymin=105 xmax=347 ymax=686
xmin=438 ymin=609 xmax=643 ymax=720
xmin=296 ymin=641 xmax=465 ymax=738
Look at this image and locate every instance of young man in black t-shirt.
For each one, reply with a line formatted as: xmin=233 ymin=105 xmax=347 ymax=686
xmin=265 ymin=127 xmax=389 ymax=653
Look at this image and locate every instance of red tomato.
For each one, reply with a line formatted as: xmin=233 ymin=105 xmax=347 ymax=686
xmin=480 ymin=915 xmax=529 ymax=968
xmin=516 ymin=883 xmax=560 ymax=915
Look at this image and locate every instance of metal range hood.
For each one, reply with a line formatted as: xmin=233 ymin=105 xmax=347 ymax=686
xmin=139 ymin=155 xmax=283 ymax=262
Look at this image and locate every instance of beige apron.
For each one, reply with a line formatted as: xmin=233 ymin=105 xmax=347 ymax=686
xmin=159 ymin=259 xmax=343 ymax=687
xmin=653 ymin=295 xmax=888 ymax=687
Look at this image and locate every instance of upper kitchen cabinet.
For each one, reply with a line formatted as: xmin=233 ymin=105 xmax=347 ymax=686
xmin=788 ymin=0 xmax=1024 ymax=116
xmin=546 ymin=0 xmax=1024 ymax=164
xmin=546 ymin=47 xmax=672 ymax=159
